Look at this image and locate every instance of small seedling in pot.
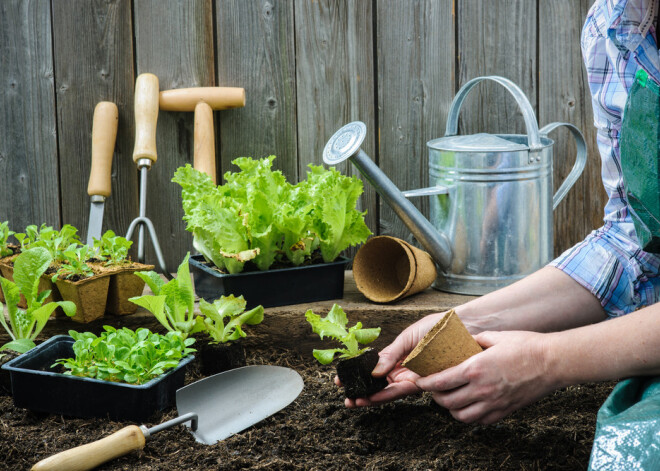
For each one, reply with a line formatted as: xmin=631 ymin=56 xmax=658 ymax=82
xmin=0 ymin=248 xmax=76 ymax=357
xmin=54 ymin=326 xmax=195 ymax=384
xmin=51 ymin=245 xmax=95 ymax=282
xmin=0 ymin=221 xmax=16 ymax=258
xmin=196 ymin=294 xmax=264 ymax=375
xmin=305 ymin=303 xmax=387 ymax=399
xmin=129 ymin=253 xmax=201 ymax=339
xmin=92 ymin=230 xmax=133 ymax=266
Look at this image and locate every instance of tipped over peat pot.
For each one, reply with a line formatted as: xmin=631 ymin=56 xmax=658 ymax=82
xmin=1 ymin=335 xmax=193 ymax=421
xmin=336 ymin=348 xmax=388 ymax=399
xmin=189 ymin=254 xmax=349 ymax=309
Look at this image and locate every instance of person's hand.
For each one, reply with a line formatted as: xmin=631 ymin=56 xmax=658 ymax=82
xmin=416 ymin=330 xmax=556 ymax=424
xmin=334 ymin=311 xmax=447 ymax=408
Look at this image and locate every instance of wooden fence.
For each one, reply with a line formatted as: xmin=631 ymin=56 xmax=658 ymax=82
xmin=0 ymin=0 xmax=604 ymax=271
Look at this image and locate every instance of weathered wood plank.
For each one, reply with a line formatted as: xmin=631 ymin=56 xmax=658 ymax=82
xmin=294 ymin=0 xmax=377 ymax=236
xmin=215 ymin=0 xmax=298 ymax=182
xmin=133 ymin=0 xmax=215 ymax=270
xmin=539 ymin=0 xmax=605 ymax=255
xmin=0 ymin=0 xmax=59 ymax=231
xmin=52 ymin=0 xmax=136 ymax=240
xmin=456 ymin=0 xmax=537 ymax=136
xmin=376 ymin=0 xmax=455 ymax=244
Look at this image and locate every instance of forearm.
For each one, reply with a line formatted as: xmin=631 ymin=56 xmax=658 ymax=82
xmin=455 ymin=266 xmax=607 ymax=334
xmin=545 ymin=305 xmax=660 ymax=387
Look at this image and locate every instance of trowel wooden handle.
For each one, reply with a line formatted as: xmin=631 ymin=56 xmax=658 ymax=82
xmin=133 ymin=73 xmax=159 ymax=164
xmin=31 ymin=425 xmax=146 ymax=471
xmin=87 ymin=101 xmax=118 ymax=197
xmin=194 ymin=101 xmax=216 ymax=184
xmin=159 ymin=86 xmax=245 ymax=111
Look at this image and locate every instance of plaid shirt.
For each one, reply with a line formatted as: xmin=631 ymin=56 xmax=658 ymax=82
xmin=550 ymin=0 xmax=660 ymax=316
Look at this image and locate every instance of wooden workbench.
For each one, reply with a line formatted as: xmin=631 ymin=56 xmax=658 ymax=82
xmin=1 ymin=272 xmax=476 ymax=355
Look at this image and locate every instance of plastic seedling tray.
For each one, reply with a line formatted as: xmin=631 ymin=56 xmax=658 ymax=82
xmin=189 ymin=254 xmax=349 ymax=309
xmin=1 ymin=335 xmax=193 ymax=422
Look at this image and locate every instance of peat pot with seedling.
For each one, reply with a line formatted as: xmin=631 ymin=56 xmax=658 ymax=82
xmin=1 ymin=326 xmax=195 ymax=421
xmin=306 ymin=304 xmax=387 ymax=399
xmin=173 ymin=157 xmax=371 ymax=308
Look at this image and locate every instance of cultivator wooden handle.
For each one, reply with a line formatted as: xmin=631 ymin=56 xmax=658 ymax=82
xmin=132 ymin=73 xmax=160 ymax=164
xmin=87 ymin=101 xmax=118 ymax=198
xmin=31 ymin=425 xmax=145 ymax=471
xmin=159 ymin=86 xmax=246 ymax=184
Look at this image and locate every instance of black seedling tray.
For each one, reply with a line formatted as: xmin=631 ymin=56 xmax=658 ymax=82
xmin=189 ymin=254 xmax=349 ymax=309
xmin=1 ymin=335 xmax=193 ymax=422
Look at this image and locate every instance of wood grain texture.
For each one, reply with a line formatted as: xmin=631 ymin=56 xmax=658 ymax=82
xmin=133 ymin=0 xmax=215 ymax=270
xmin=0 ymin=0 xmax=59 ymax=230
xmin=456 ymin=0 xmax=537 ymax=137
xmin=52 ymin=0 xmax=136 ymax=241
xmin=539 ymin=0 xmax=605 ymax=256
xmin=376 ymin=0 xmax=455 ymax=243
xmin=294 ymin=0 xmax=377 ymax=235
xmin=215 ymin=0 xmax=298 ymax=182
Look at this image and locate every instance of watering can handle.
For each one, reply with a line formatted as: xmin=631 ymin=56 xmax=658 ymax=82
xmin=539 ymin=122 xmax=587 ymax=210
xmin=445 ymin=76 xmax=543 ymax=151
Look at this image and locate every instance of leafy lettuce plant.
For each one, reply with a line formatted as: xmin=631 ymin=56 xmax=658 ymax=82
xmin=172 ymin=156 xmax=371 ymax=274
xmin=198 ymin=295 xmax=264 ymax=344
xmin=92 ymin=230 xmax=133 ymax=265
xmin=305 ymin=304 xmax=381 ymax=365
xmin=0 ymin=221 xmax=15 ymax=258
xmin=54 ymin=326 xmax=195 ymax=384
xmin=51 ymin=245 xmax=95 ymax=281
xmin=0 ymin=248 xmax=76 ymax=355
xmin=129 ymin=253 xmax=202 ymax=338
xmin=15 ymin=223 xmax=82 ymax=263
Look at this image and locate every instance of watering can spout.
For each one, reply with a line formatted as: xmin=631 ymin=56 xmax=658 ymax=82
xmin=323 ymin=121 xmax=453 ymax=271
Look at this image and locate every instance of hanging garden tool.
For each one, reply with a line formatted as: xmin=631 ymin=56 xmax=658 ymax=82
xmin=85 ymin=101 xmax=118 ymax=246
xmin=125 ymin=73 xmax=170 ymax=276
xmin=159 ymin=86 xmax=245 ymax=183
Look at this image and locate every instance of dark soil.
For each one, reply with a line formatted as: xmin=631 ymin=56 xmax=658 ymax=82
xmin=0 ymin=346 xmax=615 ymax=471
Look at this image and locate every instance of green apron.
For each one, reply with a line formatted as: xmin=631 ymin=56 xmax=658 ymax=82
xmin=620 ymin=69 xmax=660 ymax=253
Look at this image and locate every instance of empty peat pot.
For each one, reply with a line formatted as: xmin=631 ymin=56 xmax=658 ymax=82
xmin=402 ymin=309 xmax=482 ymax=376
xmin=353 ymin=235 xmax=437 ymax=303
xmin=336 ymin=348 xmax=388 ymax=399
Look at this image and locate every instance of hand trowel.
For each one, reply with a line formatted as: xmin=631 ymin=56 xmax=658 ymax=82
xmin=30 ymin=365 xmax=304 ymax=471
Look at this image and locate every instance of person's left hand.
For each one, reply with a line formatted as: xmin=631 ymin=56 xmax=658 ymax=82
xmin=416 ymin=330 xmax=557 ymax=424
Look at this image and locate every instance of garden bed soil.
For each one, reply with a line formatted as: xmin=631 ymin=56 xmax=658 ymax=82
xmin=1 ymin=345 xmax=615 ymax=470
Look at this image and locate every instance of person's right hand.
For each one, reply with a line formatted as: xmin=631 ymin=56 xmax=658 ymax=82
xmin=338 ymin=311 xmax=447 ymax=408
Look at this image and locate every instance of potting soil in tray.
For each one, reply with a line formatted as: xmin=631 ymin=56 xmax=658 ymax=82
xmin=2 ymin=335 xmax=193 ymax=422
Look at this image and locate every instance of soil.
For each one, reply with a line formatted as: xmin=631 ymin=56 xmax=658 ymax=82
xmin=0 ymin=345 xmax=615 ymax=471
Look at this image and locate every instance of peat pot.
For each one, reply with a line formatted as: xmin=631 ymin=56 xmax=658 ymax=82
xmin=323 ymin=76 xmax=587 ymax=295
xmin=189 ymin=255 xmax=349 ymax=309
xmin=1 ymin=335 xmax=193 ymax=421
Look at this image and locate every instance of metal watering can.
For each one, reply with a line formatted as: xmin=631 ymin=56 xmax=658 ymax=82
xmin=323 ymin=76 xmax=587 ymax=295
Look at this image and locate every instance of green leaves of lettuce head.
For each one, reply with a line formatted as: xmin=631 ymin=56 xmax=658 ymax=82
xmin=172 ymin=156 xmax=371 ymax=274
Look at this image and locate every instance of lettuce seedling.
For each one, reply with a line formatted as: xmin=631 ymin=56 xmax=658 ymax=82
xmin=93 ymin=230 xmax=133 ymax=265
xmin=129 ymin=253 xmax=202 ymax=338
xmin=0 ymin=221 xmax=15 ymax=258
xmin=51 ymin=245 xmax=95 ymax=281
xmin=54 ymin=326 xmax=195 ymax=384
xmin=305 ymin=304 xmax=381 ymax=365
xmin=0 ymin=248 xmax=76 ymax=356
xmin=198 ymin=295 xmax=264 ymax=344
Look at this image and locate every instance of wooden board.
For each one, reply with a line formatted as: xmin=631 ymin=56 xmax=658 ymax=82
xmin=52 ymin=0 xmax=136 ymax=241
xmin=0 ymin=1 xmax=59 ymax=230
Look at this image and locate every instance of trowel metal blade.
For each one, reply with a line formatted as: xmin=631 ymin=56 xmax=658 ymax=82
xmin=176 ymin=365 xmax=304 ymax=445
xmin=86 ymin=200 xmax=105 ymax=246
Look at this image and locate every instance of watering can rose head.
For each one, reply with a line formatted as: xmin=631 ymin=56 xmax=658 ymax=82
xmin=172 ymin=156 xmax=371 ymax=274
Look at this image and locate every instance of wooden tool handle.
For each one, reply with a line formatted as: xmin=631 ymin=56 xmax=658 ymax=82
xmin=194 ymin=101 xmax=216 ymax=184
xmin=159 ymin=86 xmax=245 ymax=111
xmin=133 ymin=73 xmax=160 ymax=164
xmin=31 ymin=425 xmax=146 ymax=471
xmin=87 ymin=101 xmax=118 ymax=197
